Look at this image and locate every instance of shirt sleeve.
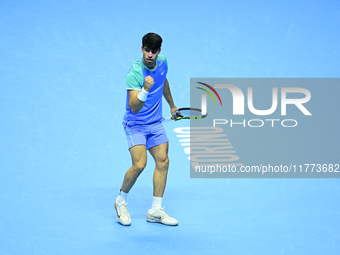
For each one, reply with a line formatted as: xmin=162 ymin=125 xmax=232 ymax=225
xmin=126 ymin=71 xmax=142 ymax=90
xmin=165 ymin=57 xmax=168 ymax=74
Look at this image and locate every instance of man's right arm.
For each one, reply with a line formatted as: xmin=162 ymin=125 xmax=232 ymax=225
xmin=128 ymin=76 xmax=154 ymax=114
xmin=128 ymin=90 xmax=145 ymax=114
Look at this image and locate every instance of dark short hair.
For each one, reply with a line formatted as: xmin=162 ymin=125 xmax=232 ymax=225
xmin=142 ymin=33 xmax=162 ymax=50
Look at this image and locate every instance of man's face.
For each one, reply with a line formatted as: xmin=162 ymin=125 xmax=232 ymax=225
xmin=142 ymin=46 xmax=161 ymax=69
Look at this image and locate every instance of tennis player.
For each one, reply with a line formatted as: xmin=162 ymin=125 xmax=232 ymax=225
xmin=114 ymin=33 xmax=178 ymax=226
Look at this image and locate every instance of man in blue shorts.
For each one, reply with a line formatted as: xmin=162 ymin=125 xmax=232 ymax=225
xmin=114 ymin=33 xmax=178 ymax=226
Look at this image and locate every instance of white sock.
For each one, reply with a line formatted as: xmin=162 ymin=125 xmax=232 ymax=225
xmin=151 ymin=196 xmax=162 ymax=211
xmin=117 ymin=190 xmax=128 ymax=203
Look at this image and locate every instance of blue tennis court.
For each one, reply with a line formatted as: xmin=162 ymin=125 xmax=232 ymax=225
xmin=1 ymin=0 xmax=339 ymax=254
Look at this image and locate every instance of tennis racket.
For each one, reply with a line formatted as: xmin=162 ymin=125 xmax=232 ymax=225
xmin=163 ymin=107 xmax=207 ymax=123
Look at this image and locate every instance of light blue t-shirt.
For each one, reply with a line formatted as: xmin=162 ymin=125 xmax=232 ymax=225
xmin=122 ymin=54 xmax=168 ymax=126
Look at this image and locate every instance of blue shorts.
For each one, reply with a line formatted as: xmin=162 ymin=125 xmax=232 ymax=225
xmin=124 ymin=121 xmax=169 ymax=150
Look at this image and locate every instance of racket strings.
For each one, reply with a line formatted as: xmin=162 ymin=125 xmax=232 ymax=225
xmin=177 ymin=109 xmax=204 ymax=117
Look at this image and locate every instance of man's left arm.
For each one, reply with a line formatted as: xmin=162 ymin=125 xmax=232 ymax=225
xmin=163 ymin=78 xmax=177 ymax=119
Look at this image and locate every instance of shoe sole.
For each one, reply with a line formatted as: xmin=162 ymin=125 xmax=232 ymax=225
xmin=114 ymin=201 xmax=131 ymax=226
xmin=147 ymin=216 xmax=178 ymax=226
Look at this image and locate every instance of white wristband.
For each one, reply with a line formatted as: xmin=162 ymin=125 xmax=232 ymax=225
xmin=137 ymin=87 xmax=149 ymax=102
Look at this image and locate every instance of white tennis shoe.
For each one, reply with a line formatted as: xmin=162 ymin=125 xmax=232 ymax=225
xmin=114 ymin=199 xmax=131 ymax=226
xmin=146 ymin=207 xmax=178 ymax=226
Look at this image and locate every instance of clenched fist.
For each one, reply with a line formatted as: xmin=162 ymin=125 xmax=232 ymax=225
xmin=144 ymin=76 xmax=154 ymax=92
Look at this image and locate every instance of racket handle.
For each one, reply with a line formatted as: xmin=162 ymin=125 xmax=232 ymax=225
xmin=163 ymin=117 xmax=172 ymax=123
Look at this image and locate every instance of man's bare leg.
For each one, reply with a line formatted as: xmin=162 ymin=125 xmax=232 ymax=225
xmin=149 ymin=142 xmax=169 ymax=197
xmin=146 ymin=142 xmax=178 ymax=225
xmin=121 ymin=145 xmax=147 ymax=193
xmin=114 ymin=145 xmax=147 ymax=226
